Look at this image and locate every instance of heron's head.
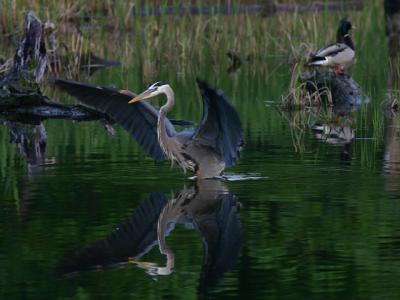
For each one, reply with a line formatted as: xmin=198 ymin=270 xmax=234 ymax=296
xmin=128 ymin=81 xmax=169 ymax=104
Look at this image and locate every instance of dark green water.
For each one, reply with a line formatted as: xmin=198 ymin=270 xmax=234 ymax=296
xmin=1 ymin=14 xmax=400 ymax=300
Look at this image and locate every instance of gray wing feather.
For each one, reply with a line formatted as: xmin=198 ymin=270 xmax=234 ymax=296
xmin=315 ymin=43 xmax=348 ymax=57
xmin=193 ymin=79 xmax=243 ymax=167
xmin=55 ymin=79 xmax=176 ymax=161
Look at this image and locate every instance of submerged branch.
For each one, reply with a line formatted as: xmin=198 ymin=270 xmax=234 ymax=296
xmin=0 ymin=89 xmax=106 ymax=122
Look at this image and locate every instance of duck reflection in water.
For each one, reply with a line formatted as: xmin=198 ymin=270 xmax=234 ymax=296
xmin=58 ymin=180 xmax=242 ymax=290
xmin=282 ymin=106 xmax=357 ymax=160
xmin=311 ymin=106 xmax=356 ymax=161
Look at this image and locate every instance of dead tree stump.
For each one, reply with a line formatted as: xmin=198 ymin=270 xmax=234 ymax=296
xmin=303 ymin=70 xmax=362 ymax=108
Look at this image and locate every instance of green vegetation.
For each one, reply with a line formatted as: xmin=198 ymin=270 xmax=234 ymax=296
xmin=1 ymin=1 xmax=400 ymax=299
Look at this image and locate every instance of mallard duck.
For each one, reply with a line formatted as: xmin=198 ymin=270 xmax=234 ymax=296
xmin=308 ymin=17 xmax=355 ymax=74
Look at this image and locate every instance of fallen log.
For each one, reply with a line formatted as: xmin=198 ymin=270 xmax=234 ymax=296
xmin=0 ymin=85 xmax=107 ymax=122
xmin=1 ymin=102 xmax=106 ymax=122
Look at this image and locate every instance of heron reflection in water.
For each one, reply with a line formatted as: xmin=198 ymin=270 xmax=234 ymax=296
xmin=57 ymin=180 xmax=242 ymax=290
xmin=55 ymin=79 xmax=243 ymax=179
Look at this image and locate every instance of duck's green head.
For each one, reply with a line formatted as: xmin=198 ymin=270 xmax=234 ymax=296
xmin=337 ymin=17 xmax=353 ymax=39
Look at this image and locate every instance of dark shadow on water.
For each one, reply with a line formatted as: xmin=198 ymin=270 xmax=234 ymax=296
xmin=57 ymin=180 xmax=242 ymax=292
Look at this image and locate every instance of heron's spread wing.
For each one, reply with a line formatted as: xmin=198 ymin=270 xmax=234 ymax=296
xmin=57 ymin=192 xmax=168 ymax=275
xmin=198 ymin=192 xmax=242 ymax=290
xmin=55 ymin=79 xmax=176 ymax=161
xmin=193 ymin=79 xmax=243 ymax=167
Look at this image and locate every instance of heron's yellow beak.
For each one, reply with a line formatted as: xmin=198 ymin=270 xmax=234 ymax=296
xmin=128 ymin=88 xmax=158 ymax=104
xmin=128 ymin=95 xmax=145 ymax=104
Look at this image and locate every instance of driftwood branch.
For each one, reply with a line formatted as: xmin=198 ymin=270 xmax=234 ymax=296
xmin=0 ymin=89 xmax=107 ymax=122
xmin=0 ymin=11 xmax=120 ymax=123
xmin=0 ymin=11 xmax=47 ymax=86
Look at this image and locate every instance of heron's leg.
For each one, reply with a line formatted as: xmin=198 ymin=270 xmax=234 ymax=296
xmin=210 ymin=175 xmax=227 ymax=181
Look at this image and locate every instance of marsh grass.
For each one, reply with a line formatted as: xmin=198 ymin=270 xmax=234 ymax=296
xmin=279 ymin=108 xmax=312 ymax=153
xmin=0 ymin=0 xmax=387 ymax=85
xmin=281 ymin=58 xmax=333 ymax=108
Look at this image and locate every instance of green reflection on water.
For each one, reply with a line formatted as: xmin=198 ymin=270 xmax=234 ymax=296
xmin=1 ymin=3 xmax=400 ymax=300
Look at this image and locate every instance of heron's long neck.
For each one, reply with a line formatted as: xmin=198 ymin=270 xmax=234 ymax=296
xmin=158 ymin=86 xmax=175 ymax=145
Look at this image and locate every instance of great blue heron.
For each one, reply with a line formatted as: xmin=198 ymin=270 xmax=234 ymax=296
xmin=55 ymin=79 xmax=243 ymax=179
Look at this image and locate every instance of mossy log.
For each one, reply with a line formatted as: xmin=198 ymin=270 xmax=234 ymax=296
xmin=303 ymin=70 xmax=362 ymax=109
xmin=0 ymin=88 xmax=106 ymax=122
xmin=283 ymin=69 xmax=362 ymax=110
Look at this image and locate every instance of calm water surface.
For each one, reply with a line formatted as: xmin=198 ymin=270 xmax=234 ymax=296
xmin=1 ymin=21 xmax=400 ymax=300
